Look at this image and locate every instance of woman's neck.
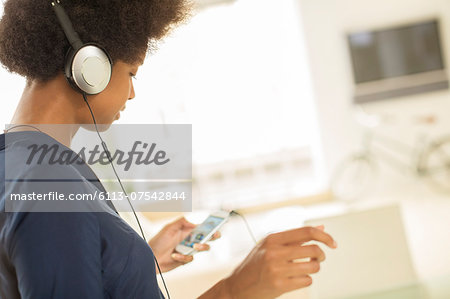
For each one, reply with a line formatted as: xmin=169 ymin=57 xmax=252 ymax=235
xmin=9 ymin=75 xmax=84 ymax=147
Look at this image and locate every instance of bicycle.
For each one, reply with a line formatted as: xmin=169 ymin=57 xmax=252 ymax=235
xmin=330 ymin=107 xmax=450 ymax=201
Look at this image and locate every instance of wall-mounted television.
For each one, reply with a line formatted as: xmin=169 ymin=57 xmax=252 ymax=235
xmin=348 ymin=19 xmax=448 ymax=103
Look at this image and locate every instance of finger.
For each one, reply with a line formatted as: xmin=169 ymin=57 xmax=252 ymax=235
xmin=268 ymin=227 xmax=337 ymax=249
xmin=210 ymin=231 xmax=221 ymax=241
xmin=315 ymin=225 xmax=325 ymax=231
xmin=171 ymin=253 xmax=194 ymax=264
xmin=282 ymin=260 xmax=321 ymax=277
xmin=284 ymin=275 xmax=313 ymax=292
xmin=285 ymin=244 xmax=326 ymax=262
xmin=193 ymin=243 xmax=210 ymax=251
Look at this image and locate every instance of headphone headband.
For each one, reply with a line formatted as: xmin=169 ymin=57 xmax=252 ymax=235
xmin=51 ymin=0 xmax=112 ymax=95
xmin=51 ymin=0 xmax=83 ymax=51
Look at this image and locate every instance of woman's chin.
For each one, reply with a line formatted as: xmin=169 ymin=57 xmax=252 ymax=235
xmin=81 ymin=123 xmax=112 ymax=132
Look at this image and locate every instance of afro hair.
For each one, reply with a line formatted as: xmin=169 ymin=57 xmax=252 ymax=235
xmin=0 ymin=0 xmax=191 ymax=81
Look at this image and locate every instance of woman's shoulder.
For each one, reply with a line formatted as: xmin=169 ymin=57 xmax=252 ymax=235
xmin=1 ymin=131 xmax=110 ymax=213
xmin=3 ymin=131 xmax=86 ymax=176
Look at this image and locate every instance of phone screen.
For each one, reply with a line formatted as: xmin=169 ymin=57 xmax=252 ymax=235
xmin=180 ymin=216 xmax=225 ymax=248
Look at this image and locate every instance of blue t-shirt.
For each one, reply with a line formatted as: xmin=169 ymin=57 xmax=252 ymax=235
xmin=0 ymin=131 xmax=164 ymax=299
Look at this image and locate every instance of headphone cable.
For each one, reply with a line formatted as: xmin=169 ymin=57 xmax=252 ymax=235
xmin=230 ymin=210 xmax=257 ymax=245
xmin=82 ymin=93 xmax=171 ymax=299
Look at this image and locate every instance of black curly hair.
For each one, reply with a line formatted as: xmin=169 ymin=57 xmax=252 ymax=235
xmin=0 ymin=0 xmax=190 ymax=82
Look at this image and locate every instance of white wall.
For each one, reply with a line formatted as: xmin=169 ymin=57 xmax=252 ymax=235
xmin=299 ymin=0 xmax=450 ymax=179
xmin=0 ymin=71 xmax=25 ymax=125
xmin=0 ymin=5 xmax=25 ymax=125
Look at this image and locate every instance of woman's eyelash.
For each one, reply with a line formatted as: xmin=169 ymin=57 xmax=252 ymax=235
xmin=130 ymin=73 xmax=137 ymax=80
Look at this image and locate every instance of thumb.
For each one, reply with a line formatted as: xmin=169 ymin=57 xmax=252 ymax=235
xmin=168 ymin=217 xmax=196 ymax=230
xmin=179 ymin=217 xmax=197 ymax=229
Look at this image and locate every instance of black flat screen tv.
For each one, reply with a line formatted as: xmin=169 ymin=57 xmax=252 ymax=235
xmin=348 ymin=20 xmax=448 ymax=103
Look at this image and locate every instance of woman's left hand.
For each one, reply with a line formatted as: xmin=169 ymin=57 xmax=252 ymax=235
xmin=148 ymin=217 xmax=221 ymax=273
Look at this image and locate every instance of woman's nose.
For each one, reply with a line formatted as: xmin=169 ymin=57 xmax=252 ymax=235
xmin=129 ymin=81 xmax=135 ymax=100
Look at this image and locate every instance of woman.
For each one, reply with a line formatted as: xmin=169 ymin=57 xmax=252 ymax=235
xmin=0 ymin=0 xmax=337 ymax=298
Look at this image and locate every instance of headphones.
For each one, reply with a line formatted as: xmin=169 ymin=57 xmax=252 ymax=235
xmin=51 ymin=0 xmax=112 ymax=95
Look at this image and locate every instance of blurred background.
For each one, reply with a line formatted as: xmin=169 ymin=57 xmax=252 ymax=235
xmin=3 ymin=0 xmax=450 ymax=298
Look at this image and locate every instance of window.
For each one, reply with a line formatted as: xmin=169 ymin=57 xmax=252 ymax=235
xmin=122 ymin=0 xmax=326 ymax=209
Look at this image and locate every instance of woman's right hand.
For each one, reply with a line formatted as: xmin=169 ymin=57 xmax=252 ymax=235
xmin=222 ymin=226 xmax=337 ymax=299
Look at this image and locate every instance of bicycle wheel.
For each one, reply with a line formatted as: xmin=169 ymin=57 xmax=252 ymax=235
xmin=417 ymin=136 xmax=450 ymax=193
xmin=330 ymin=154 xmax=377 ymax=201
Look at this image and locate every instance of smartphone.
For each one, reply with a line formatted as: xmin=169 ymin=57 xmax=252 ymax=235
xmin=175 ymin=210 xmax=230 ymax=255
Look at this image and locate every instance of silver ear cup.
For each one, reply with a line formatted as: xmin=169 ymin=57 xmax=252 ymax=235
xmin=69 ymin=45 xmax=112 ymax=95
